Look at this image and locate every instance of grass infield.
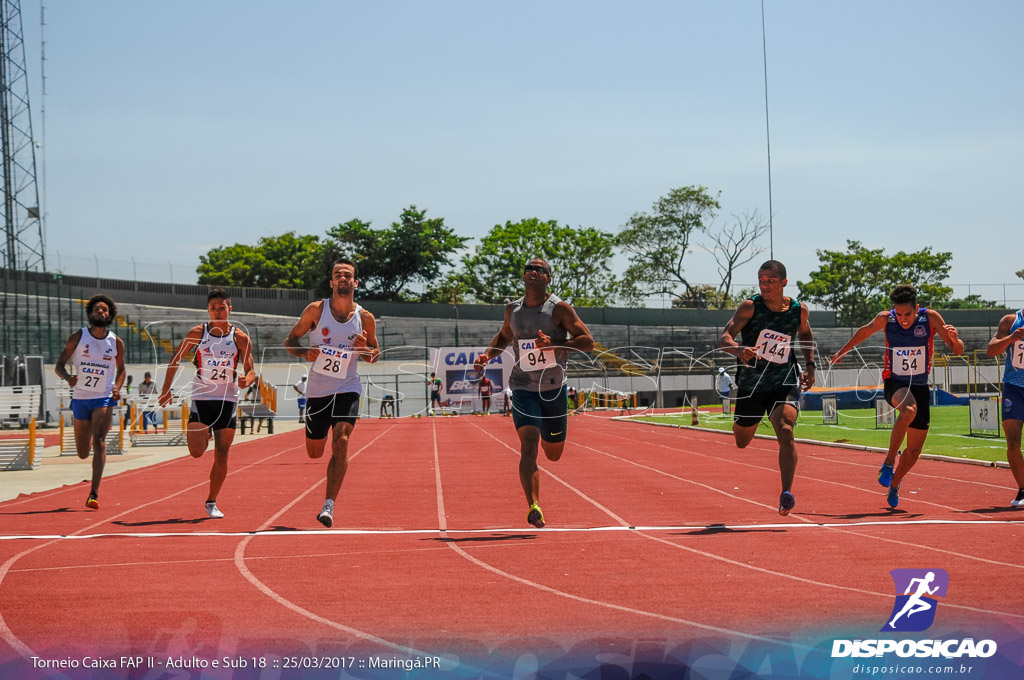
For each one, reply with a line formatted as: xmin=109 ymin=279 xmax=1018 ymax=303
xmin=636 ymin=405 xmax=1009 ymax=464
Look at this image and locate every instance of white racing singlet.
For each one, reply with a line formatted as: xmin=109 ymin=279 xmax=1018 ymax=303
xmin=191 ymin=323 xmax=241 ymax=402
xmin=307 ymin=300 xmax=364 ymax=398
xmin=71 ymin=328 xmax=118 ymax=399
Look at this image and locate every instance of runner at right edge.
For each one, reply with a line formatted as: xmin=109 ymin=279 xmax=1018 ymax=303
xmin=719 ymin=260 xmax=815 ymax=516
xmin=985 ymin=307 xmax=1024 ymax=507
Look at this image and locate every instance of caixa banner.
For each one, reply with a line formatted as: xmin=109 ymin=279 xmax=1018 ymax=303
xmin=429 ymin=347 xmax=514 ymax=411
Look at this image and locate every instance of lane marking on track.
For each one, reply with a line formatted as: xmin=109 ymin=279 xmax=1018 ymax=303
xmin=0 ymin=441 xmax=306 ymax=664
xmin=2 ymin=516 xmax=1024 ymax=541
xmin=451 ymin=419 xmax=804 ymax=648
xmin=590 ymin=420 xmax=1003 ymax=516
xmin=579 ymin=418 xmax=1024 ymax=569
xmin=463 ymin=417 xmax=1024 ymax=621
xmin=230 ymin=423 xmax=460 ymax=668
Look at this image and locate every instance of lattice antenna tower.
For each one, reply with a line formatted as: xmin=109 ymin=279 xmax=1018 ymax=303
xmin=0 ymin=0 xmax=44 ymax=272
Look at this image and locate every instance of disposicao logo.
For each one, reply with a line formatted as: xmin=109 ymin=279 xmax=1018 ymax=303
xmin=882 ymin=568 xmax=948 ymax=632
xmin=831 ymin=568 xmax=998 ymax=660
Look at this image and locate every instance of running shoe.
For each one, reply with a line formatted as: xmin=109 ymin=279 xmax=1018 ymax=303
xmin=877 ymin=461 xmax=895 ymax=488
xmin=887 ymin=485 xmax=900 ymax=509
xmin=527 ymin=502 xmax=545 ymax=528
xmin=1012 ymin=488 xmax=1024 ymax=508
xmin=205 ymin=501 xmax=224 ymax=519
xmin=317 ymin=499 xmax=335 ymax=528
xmin=778 ymin=491 xmax=795 ymax=516
xmin=85 ymin=492 xmax=99 ymax=510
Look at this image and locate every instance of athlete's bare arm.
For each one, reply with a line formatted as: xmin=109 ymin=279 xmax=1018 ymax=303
xmin=158 ymin=325 xmax=204 ymax=407
xmin=112 ymin=337 xmax=127 ymax=401
xmin=719 ymin=300 xmax=757 ymax=365
xmin=54 ymin=329 xmax=84 ymax=387
xmin=987 ymin=313 xmax=1024 ymax=357
xmin=234 ymin=329 xmax=257 ymax=389
xmin=284 ymin=300 xmax=325 ymax=362
xmin=797 ymin=303 xmax=816 ymax=391
xmin=538 ymin=302 xmax=594 ymax=353
xmin=352 ymin=309 xmax=381 ymax=363
xmin=830 ymin=312 xmax=888 ymax=365
xmin=928 ymin=310 xmax=965 ymax=355
xmin=473 ymin=303 xmax=515 ymax=372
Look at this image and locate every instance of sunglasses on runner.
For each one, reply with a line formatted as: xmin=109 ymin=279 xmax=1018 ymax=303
xmin=524 ymin=264 xmax=550 ymax=275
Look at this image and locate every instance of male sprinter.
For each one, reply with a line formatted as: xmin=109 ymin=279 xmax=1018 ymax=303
xmin=986 ymin=309 xmax=1024 ymax=507
xmin=831 ymin=285 xmax=963 ymax=508
xmin=285 ymin=260 xmax=380 ymax=527
xmin=54 ymin=294 xmax=126 ymax=509
xmin=159 ymin=289 xmax=255 ymax=519
xmin=473 ymin=257 xmax=594 ymax=528
xmin=719 ymin=260 xmax=815 ymax=516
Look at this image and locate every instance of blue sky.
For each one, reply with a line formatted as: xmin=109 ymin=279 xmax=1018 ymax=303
xmin=22 ymin=1 xmax=1024 ymax=303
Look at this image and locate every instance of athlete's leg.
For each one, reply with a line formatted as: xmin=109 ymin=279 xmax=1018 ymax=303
xmin=207 ymin=427 xmax=235 ymax=502
xmin=887 ymin=386 xmax=917 ymax=466
xmin=891 ymin=427 xmax=928 ymax=490
xmin=187 ymin=420 xmax=211 ymax=458
xmin=732 ymin=423 xmax=759 ymax=449
xmin=324 ymin=422 xmax=353 ymax=501
xmin=306 ymin=437 xmax=328 ymax=458
xmin=73 ymin=417 xmax=94 ymax=460
xmin=517 ymin=425 xmax=542 ymax=505
xmin=768 ymin=402 xmax=799 ymax=493
xmin=541 ymin=440 xmax=565 ymax=462
xmin=1004 ymin=420 xmax=1024 ymax=489
xmin=88 ymin=406 xmax=114 ymax=495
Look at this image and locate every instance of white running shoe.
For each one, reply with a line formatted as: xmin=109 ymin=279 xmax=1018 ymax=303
xmin=205 ymin=501 xmax=224 ymax=519
xmin=317 ymin=499 xmax=335 ymax=528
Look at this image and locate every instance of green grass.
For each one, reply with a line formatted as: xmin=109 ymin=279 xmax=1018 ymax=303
xmin=638 ymin=405 xmax=1009 ymax=463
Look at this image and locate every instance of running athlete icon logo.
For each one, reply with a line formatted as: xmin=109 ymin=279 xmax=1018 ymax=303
xmin=881 ymin=568 xmax=949 ymax=632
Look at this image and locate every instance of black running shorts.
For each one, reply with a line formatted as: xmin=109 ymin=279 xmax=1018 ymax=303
xmin=305 ymin=392 xmax=361 ymax=439
xmin=189 ymin=400 xmax=238 ymax=432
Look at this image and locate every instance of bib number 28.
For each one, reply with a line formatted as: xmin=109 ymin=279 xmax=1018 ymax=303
xmin=313 ymin=347 xmax=352 ymax=378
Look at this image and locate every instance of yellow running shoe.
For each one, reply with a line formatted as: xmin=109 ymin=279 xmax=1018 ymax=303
xmin=527 ymin=502 xmax=545 ymax=528
xmin=86 ymin=492 xmax=99 ymax=510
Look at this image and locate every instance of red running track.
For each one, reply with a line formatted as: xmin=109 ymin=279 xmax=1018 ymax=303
xmin=1 ymin=413 xmax=1022 ymax=675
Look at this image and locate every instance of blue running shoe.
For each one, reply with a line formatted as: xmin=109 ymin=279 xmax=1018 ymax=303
xmin=887 ymin=485 xmax=900 ymax=509
xmin=778 ymin=491 xmax=795 ymax=516
xmin=878 ymin=461 xmax=895 ymax=488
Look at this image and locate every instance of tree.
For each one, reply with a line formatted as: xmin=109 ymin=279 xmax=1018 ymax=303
xmin=617 ymin=186 xmax=721 ymax=307
xmin=420 ymin=272 xmax=473 ymax=304
xmin=454 ymin=218 xmax=617 ymax=306
xmin=942 ymin=294 xmax=1001 ymax=310
xmin=197 ymin=232 xmax=324 ymax=288
xmin=325 ymin=206 xmax=468 ymax=301
xmin=700 ymin=209 xmax=770 ymax=305
xmin=797 ymin=240 xmax=953 ymax=326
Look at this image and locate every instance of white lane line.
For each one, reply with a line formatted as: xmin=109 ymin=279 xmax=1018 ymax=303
xmin=465 ymin=418 xmax=1024 ymax=622
xmin=452 ymin=419 xmax=801 ymax=647
xmin=2 ymin=516 xmax=1023 ymax=541
xmin=580 ymin=421 xmax=1024 ymax=569
xmin=0 ymin=442 xmax=304 ymax=665
xmin=231 ymin=424 xmax=448 ymax=661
